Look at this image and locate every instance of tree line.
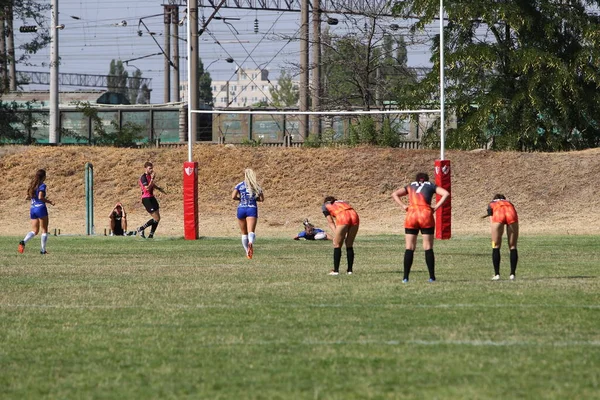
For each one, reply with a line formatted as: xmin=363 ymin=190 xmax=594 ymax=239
xmin=2 ymin=0 xmax=600 ymax=151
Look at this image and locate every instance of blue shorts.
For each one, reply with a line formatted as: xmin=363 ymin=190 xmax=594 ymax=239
xmin=30 ymin=205 xmax=48 ymax=219
xmin=237 ymin=206 xmax=258 ymax=219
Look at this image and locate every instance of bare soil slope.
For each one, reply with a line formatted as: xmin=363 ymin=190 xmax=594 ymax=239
xmin=1 ymin=145 xmax=598 ymax=237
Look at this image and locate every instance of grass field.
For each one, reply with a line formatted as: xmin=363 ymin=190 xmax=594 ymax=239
xmin=0 ymin=234 xmax=598 ymax=399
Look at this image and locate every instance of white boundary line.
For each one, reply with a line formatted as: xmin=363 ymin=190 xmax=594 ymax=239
xmin=2 ymin=303 xmax=598 ymax=310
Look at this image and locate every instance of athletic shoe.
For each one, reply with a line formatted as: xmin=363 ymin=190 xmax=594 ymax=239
xmin=18 ymin=241 xmax=25 ymax=254
xmin=139 ymin=230 xmax=146 ymax=239
xmin=328 ymin=270 xmax=339 ymax=276
xmin=429 ymin=278 xmax=436 ymax=282
xmin=40 ymin=250 xmax=48 ymax=255
xmin=247 ymin=243 xmax=253 ymax=259
xmin=147 ymin=233 xmax=154 ymax=239
xmin=492 ymin=275 xmax=500 ymax=281
xmin=347 ymin=271 xmax=353 ymax=275
xmin=402 ymin=278 xmax=409 ymax=283
xmin=509 ymin=274 xmax=515 ymax=281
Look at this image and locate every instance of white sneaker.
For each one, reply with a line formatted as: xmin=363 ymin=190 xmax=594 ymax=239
xmin=346 ymin=271 xmax=353 ymax=275
xmin=492 ymin=275 xmax=500 ymax=281
xmin=509 ymin=274 xmax=515 ymax=280
xmin=328 ymin=270 xmax=339 ymax=276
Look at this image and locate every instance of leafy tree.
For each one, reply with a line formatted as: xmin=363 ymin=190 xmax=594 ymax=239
xmin=392 ymin=0 xmax=600 ymax=151
xmin=0 ymin=0 xmax=51 ymax=142
xmin=321 ymin=22 xmax=416 ymax=110
xmin=270 ymin=70 xmax=299 ymax=107
xmin=198 ymin=59 xmax=213 ymax=105
xmin=107 ymin=60 xmax=128 ymax=97
xmin=127 ymin=68 xmax=143 ymax=104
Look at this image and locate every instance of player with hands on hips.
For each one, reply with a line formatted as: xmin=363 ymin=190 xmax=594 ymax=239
xmin=391 ymin=172 xmax=450 ymax=283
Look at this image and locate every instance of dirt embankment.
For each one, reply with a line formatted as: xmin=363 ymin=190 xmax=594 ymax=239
xmin=1 ymin=145 xmax=598 ymax=237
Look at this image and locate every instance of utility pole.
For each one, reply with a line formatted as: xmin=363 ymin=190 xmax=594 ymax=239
xmin=170 ymin=5 xmax=180 ymax=102
xmin=189 ymin=0 xmax=199 ymax=142
xmin=6 ymin=4 xmax=16 ymax=91
xmin=311 ymin=0 xmax=321 ymax=138
xmin=49 ymin=0 xmax=60 ymax=144
xmin=299 ymin=0 xmax=309 ymax=139
xmin=163 ymin=6 xmax=171 ymax=102
xmin=0 ymin=14 xmax=6 ymax=90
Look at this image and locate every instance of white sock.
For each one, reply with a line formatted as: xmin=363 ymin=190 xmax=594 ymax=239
xmin=248 ymin=232 xmax=256 ymax=245
xmin=23 ymin=231 xmax=36 ymax=243
xmin=41 ymin=233 xmax=48 ymax=252
xmin=241 ymin=235 xmax=249 ymax=253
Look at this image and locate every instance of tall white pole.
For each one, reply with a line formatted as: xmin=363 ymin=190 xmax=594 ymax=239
xmin=186 ymin=1 xmax=192 ymax=162
xmin=49 ymin=0 xmax=59 ymax=144
xmin=439 ymin=0 xmax=445 ymax=160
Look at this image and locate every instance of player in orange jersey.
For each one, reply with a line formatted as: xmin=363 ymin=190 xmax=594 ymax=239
xmin=391 ymin=172 xmax=450 ymax=283
xmin=322 ymin=196 xmax=360 ymax=275
xmin=484 ymin=194 xmax=519 ymax=281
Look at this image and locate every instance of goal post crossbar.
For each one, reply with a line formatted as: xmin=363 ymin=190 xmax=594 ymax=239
xmin=190 ymin=109 xmax=441 ymax=116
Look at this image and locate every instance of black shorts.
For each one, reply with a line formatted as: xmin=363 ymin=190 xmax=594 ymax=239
xmin=405 ymin=227 xmax=435 ymax=235
xmin=142 ymin=197 xmax=160 ymax=214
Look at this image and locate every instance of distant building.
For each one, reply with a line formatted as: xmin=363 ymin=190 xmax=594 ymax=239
xmin=180 ymin=68 xmax=299 ymax=107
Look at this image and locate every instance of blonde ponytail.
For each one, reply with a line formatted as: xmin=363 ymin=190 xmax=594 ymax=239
xmin=244 ymin=168 xmax=262 ymax=196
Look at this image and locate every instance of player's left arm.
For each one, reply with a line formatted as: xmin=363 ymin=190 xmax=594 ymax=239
xmin=232 ymin=189 xmax=240 ymax=201
xmin=432 ymin=186 xmax=450 ymax=211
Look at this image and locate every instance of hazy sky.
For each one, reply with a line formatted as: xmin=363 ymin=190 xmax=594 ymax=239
xmin=14 ymin=0 xmax=436 ymax=103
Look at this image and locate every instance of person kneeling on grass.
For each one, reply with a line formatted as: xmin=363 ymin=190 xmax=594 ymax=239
xmin=109 ymin=202 xmax=127 ymax=236
xmin=293 ymin=219 xmax=331 ymax=240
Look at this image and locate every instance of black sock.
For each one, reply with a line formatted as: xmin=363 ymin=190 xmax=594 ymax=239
xmin=510 ymin=249 xmax=518 ymax=275
xmin=493 ymin=248 xmax=501 ymax=275
xmin=150 ymin=220 xmax=159 ymax=235
xmin=425 ymin=249 xmax=435 ymax=280
xmin=403 ymin=249 xmax=414 ymax=280
xmin=333 ymin=247 xmax=342 ymax=272
xmin=139 ymin=218 xmax=155 ymax=231
xmin=346 ymin=247 xmax=354 ymax=273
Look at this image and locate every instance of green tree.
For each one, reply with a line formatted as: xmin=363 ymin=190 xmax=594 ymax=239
xmin=0 ymin=0 xmax=51 ymax=143
xmin=128 ymin=68 xmax=143 ymax=104
xmin=392 ymin=0 xmax=600 ymax=151
xmin=107 ymin=60 xmax=128 ymax=97
xmin=321 ymin=22 xmax=416 ymax=110
xmin=270 ymin=70 xmax=299 ymax=107
xmin=198 ymin=59 xmax=213 ymax=105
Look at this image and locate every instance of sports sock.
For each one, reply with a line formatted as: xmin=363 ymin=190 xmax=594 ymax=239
xmin=41 ymin=233 xmax=48 ymax=253
xmin=403 ymin=249 xmax=414 ymax=280
xmin=241 ymin=235 xmax=249 ymax=253
xmin=493 ymin=248 xmax=501 ymax=275
xmin=510 ymin=249 xmax=518 ymax=275
xmin=248 ymin=232 xmax=256 ymax=244
xmin=23 ymin=231 xmax=36 ymax=244
xmin=425 ymin=249 xmax=435 ymax=280
xmin=139 ymin=218 xmax=155 ymax=231
xmin=150 ymin=220 xmax=159 ymax=235
xmin=346 ymin=247 xmax=354 ymax=273
xmin=333 ymin=247 xmax=342 ymax=272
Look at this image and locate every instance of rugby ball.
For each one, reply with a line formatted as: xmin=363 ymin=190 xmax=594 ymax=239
xmin=314 ymin=232 xmax=327 ymax=240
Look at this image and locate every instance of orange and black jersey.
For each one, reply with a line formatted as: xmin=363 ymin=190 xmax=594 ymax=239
xmin=322 ymin=200 xmax=360 ymax=226
xmin=487 ymin=199 xmax=518 ymax=225
xmin=406 ymin=181 xmax=437 ymax=207
xmin=322 ymin=200 xmax=354 ymax=218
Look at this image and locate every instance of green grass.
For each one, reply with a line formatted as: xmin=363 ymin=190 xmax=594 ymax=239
xmin=0 ymin=234 xmax=598 ymax=399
